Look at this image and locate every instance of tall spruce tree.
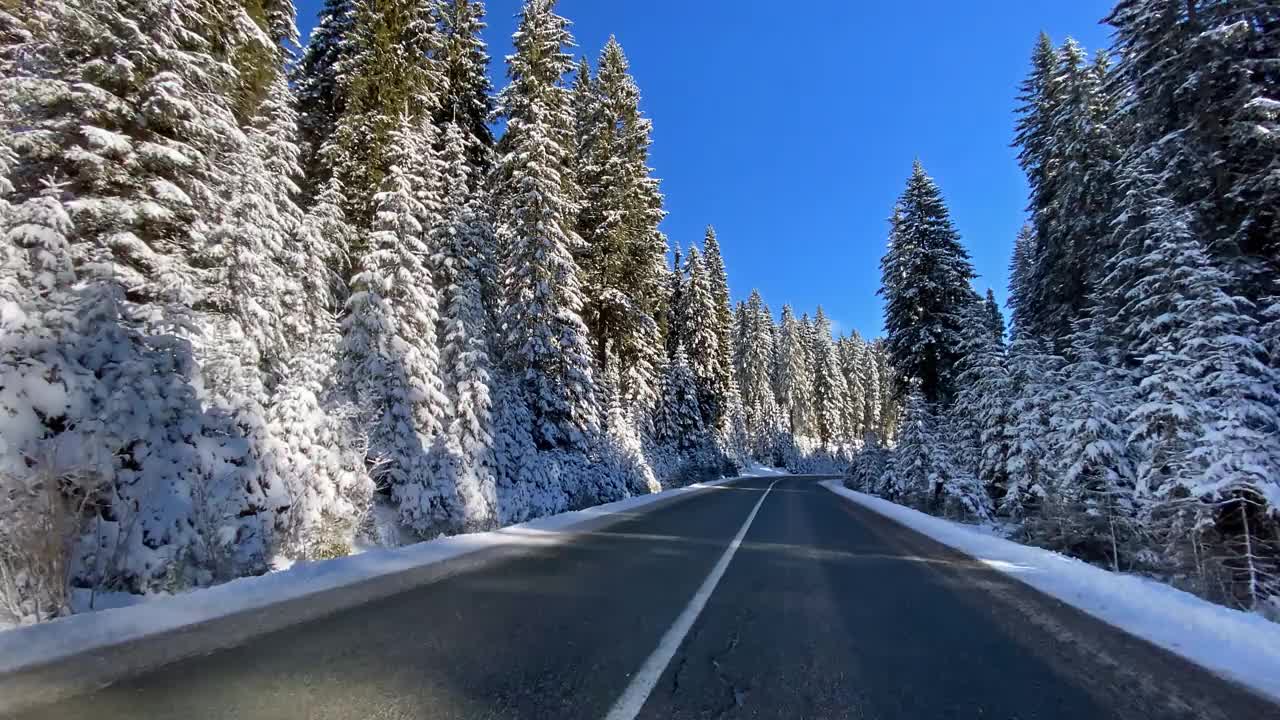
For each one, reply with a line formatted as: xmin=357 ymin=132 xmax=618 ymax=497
xmin=681 ymin=246 xmax=725 ymax=427
xmin=1014 ymin=37 xmax=1121 ymax=343
xmin=984 ymin=289 xmax=1006 ymax=344
xmin=774 ymin=305 xmax=816 ymax=438
xmin=495 ymin=0 xmax=599 ymax=450
xmin=655 ymin=344 xmax=705 ymax=450
xmin=702 ymin=226 xmax=737 ymax=422
xmin=293 ymin=0 xmax=356 ymax=197
xmin=572 ymin=37 xmax=667 ymax=419
xmin=879 ymin=162 xmax=977 ymax=405
xmin=810 ymin=307 xmax=850 ymax=445
xmin=341 ymin=123 xmax=449 ymax=535
xmin=435 ymin=0 xmax=496 ymax=157
xmin=1106 ymin=0 xmax=1280 ymax=298
xmin=323 ymin=0 xmax=443 ymax=235
xmin=666 ymin=245 xmax=686 ymax=359
xmin=736 ymin=290 xmax=780 ymax=459
xmin=431 ymin=122 xmax=499 ymax=531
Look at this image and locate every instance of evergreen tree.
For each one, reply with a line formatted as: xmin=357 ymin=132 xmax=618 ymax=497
xmin=293 ymin=0 xmax=356 ymax=196
xmin=572 ymin=37 xmax=667 ymax=418
xmin=1007 ymin=223 xmax=1037 ymax=334
xmin=893 ymin=390 xmax=947 ymax=508
xmin=323 ymin=0 xmax=443 ymax=234
xmin=984 ymin=288 xmax=1006 ymax=345
xmin=495 ymin=0 xmax=599 ymax=450
xmin=872 ymin=340 xmax=899 ymax=441
xmin=666 ymin=245 xmax=686 ymax=359
xmin=860 ymin=340 xmax=884 ymax=440
xmin=1042 ymin=314 xmax=1137 ymax=571
xmin=0 ymin=0 xmax=308 ymax=589
xmin=774 ymin=305 xmax=816 ymax=438
xmin=430 ymin=122 xmax=499 ymax=531
xmin=736 ymin=290 xmax=780 ymax=459
xmin=702 ymin=226 xmax=737 ymax=419
xmin=879 ymin=162 xmax=977 ymax=404
xmin=1013 ymin=32 xmax=1060 ymax=226
xmin=655 ymin=345 xmax=705 ymax=450
xmin=435 ymin=0 xmax=496 ymax=159
xmin=1119 ymin=188 xmax=1280 ymax=605
xmin=810 ymin=307 xmax=849 ymax=445
xmin=1002 ymin=333 xmax=1061 ymax=519
xmin=681 ymin=247 xmax=725 ymax=426
xmin=1106 ymin=0 xmax=1280 ymax=296
xmin=1015 ymin=37 xmax=1121 ymax=342
xmin=341 ymin=124 xmax=449 ymax=535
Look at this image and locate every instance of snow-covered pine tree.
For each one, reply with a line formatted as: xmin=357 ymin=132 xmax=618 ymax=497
xmin=1040 ymin=313 xmax=1137 ymax=572
xmin=429 ymin=122 xmax=499 ymax=531
xmin=893 ymin=389 xmax=947 ymax=509
xmin=571 ymin=37 xmax=667 ymax=423
xmin=655 ymin=344 xmax=705 ymax=451
xmin=435 ymin=0 xmax=496 ymax=164
xmin=293 ymin=0 xmax=356 ymax=197
xmin=702 ymin=227 xmax=737 ymax=427
xmin=1001 ymin=332 xmax=1062 ymax=521
xmin=1014 ymin=37 xmax=1121 ymax=343
xmin=665 ymin=245 xmax=686 ymax=360
xmin=845 ymin=434 xmax=888 ymax=493
xmin=838 ymin=334 xmax=867 ymax=441
xmin=870 ymin=338 xmax=901 ymax=440
xmin=1119 ymin=188 xmax=1280 ymax=608
xmin=681 ymin=246 xmax=725 ymax=427
xmin=737 ymin=290 xmax=780 ymax=460
xmin=323 ymin=0 xmax=443 ymax=235
xmin=1007 ymin=223 xmax=1037 ymax=335
xmin=941 ymin=300 xmax=1004 ymax=521
xmin=1013 ymin=32 xmax=1060 ymax=229
xmin=341 ymin=120 xmax=450 ymax=537
xmin=773 ymin=305 xmax=816 ymax=438
xmin=718 ymin=373 xmax=751 ymax=469
xmin=599 ymin=363 xmax=658 ymax=495
xmin=1106 ymin=0 xmax=1280 ymax=300
xmin=495 ymin=0 xmax=599 ymax=451
xmin=810 ymin=307 xmax=850 ymax=445
xmin=983 ymin=289 xmax=1006 ymax=345
xmin=950 ymin=300 xmax=999 ymax=481
xmin=0 ymin=0 xmax=327 ymax=588
xmin=860 ymin=339 xmax=884 ymax=441
xmin=879 ymin=162 xmax=977 ymax=405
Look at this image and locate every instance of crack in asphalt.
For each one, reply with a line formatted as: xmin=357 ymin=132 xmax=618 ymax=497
xmin=707 ymin=632 xmax=746 ymax=719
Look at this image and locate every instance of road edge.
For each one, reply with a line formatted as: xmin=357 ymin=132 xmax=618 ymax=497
xmin=818 ymin=479 xmax=1280 ymax=706
xmin=0 ymin=474 xmax=766 ymax=713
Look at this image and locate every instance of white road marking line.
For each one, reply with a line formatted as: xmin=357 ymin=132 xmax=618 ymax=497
xmin=603 ymin=478 xmax=782 ymax=720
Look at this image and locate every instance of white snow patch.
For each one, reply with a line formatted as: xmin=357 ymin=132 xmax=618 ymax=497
xmin=820 ymin=480 xmax=1280 ymax=703
xmin=0 ymin=476 xmax=746 ymax=674
xmin=737 ymin=462 xmax=789 ymax=477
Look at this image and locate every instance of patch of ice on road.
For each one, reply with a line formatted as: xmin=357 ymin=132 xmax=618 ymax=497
xmin=0 ymin=476 xmax=744 ymax=674
xmin=820 ymin=480 xmax=1280 ymax=704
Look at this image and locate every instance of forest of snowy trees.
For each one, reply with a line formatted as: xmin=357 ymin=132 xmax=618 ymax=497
xmin=847 ymin=1 xmax=1280 ymax=616
xmin=0 ymin=0 xmax=894 ymax=624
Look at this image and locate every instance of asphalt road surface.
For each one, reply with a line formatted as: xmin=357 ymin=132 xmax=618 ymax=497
xmin=8 ymin=475 xmax=1275 ymax=720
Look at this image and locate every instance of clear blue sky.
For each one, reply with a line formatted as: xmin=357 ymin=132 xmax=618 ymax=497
xmin=296 ymin=0 xmax=1114 ymax=338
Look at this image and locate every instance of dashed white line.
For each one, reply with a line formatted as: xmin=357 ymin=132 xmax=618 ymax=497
xmin=602 ymin=477 xmax=782 ymax=720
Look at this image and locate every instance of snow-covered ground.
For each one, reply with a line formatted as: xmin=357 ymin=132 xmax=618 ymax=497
xmin=738 ymin=462 xmax=790 ymax=477
xmin=821 ymin=480 xmax=1280 ymax=703
xmin=0 ymin=475 xmax=754 ymax=675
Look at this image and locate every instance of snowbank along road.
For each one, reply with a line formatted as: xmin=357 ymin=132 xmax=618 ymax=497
xmin=4 ymin=475 xmax=1275 ymax=720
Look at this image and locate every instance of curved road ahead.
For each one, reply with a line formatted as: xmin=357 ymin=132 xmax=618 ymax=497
xmin=9 ymin=476 xmax=1274 ymax=719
